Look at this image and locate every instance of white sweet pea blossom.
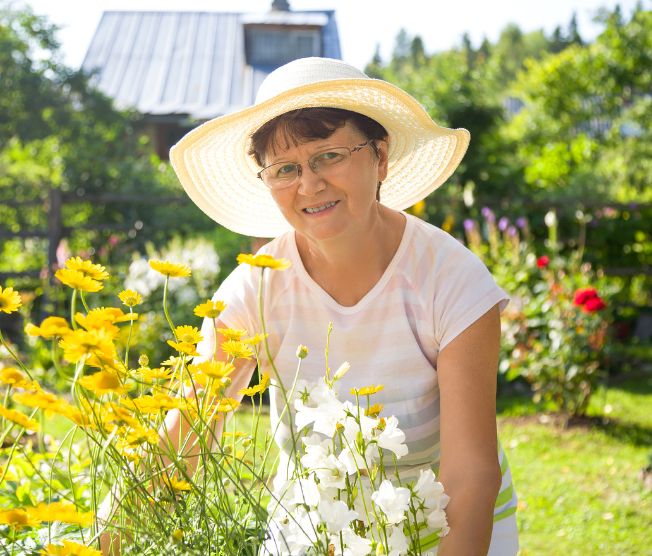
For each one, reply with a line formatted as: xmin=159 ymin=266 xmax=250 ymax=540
xmin=427 ymin=507 xmax=450 ymax=536
xmin=338 ymin=443 xmax=377 ymax=476
xmin=314 ymin=453 xmax=348 ymax=490
xmin=375 ymin=416 xmax=408 ymax=459
xmin=317 ymin=498 xmax=358 ymax=534
xmin=371 ymin=480 xmax=411 ymax=525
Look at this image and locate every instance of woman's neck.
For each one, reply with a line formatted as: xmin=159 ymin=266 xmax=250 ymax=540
xmin=295 ymin=206 xmax=406 ymax=306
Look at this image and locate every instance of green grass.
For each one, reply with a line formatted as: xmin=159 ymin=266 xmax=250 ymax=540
xmin=498 ymin=374 xmax=652 ymax=555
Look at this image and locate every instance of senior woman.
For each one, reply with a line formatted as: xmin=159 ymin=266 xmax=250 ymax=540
xmin=169 ymin=57 xmax=519 ymax=555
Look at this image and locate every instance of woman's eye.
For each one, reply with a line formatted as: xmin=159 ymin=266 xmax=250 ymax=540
xmin=315 ymin=151 xmax=344 ymax=164
xmin=275 ymin=164 xmax=297 ymax=177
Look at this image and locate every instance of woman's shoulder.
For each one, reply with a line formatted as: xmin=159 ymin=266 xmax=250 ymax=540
xmin=405 ymin=213 xmax=478 ymax=265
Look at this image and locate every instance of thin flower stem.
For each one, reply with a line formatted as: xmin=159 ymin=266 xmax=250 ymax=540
xmin=0 ymin=330 xmax=33 ymax=379
xmin=124 ymin=307 xmax=134 ymax=366
xmin=70 ymin=289 xmax=78 ymax=330
xmin=162 ymin=276 xmax=177 ymax=338
xmin=79 ymin=290 xmax=91 ymax=313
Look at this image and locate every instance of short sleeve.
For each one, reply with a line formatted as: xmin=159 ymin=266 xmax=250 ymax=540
xmin=193 ymin=263 xmax=261 ymax=363
xmin=433 ymin=244 xmax=509 ymax=351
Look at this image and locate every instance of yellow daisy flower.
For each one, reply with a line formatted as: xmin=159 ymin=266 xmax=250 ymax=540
xmin=64 ymin=257 xmax=109 ymax=281
xmin=174 ymin=325 xmax=203 ymax=344
xmin=59 ymin=328 xmax=117 ymax=364
xmin=365 ymin=403 xmax=385 ymax=417
xmin=0 ymin=367 xmax=30 ymax=388
xmin=12 ymin=390 xmax=61 ymax=411
xmin=54 ymin=269 xmax=103 ymax=292
xmin=118 ymin=289 xmax=143 ymax=307
xmin=136 ymin=366 xmax=173 ymax=382
xmin=167 ymin=340 xmax=200 ymax=356
xmin=0 ymin=508 xmax=40 ymax=528
xmin=238 ymin=373 xmax=270 ymax=397
xmin=350 ymin=384 xmax=384 ymax=396
xmin=79 ymin=370 xmax=129 ymax=396
xmin=0 ymin=405 xmax=40 ymax=431
xmin=194 ymin=299 xmax=226 ymax=318
xmin=125 ymin=393 xmax=182 ymax=414
xmin=243 ymin=333 xmax=268 ymax=346
xmin=237 ymin=253 xmax=291 ymax=270
xmin=123 ymin=425 xmax=159 ymax=446
xmin=30 ymin=501 xmax=93 ymax=526
xmin=217 ymin=327 xmax=247 ymax=341
xmin=221 ymin=340 xmax=253 ymax=360
xmin=0 ymin=286 xmax=22 ymax=314
xmin=162 ymin=474 xmax=192 ymax=492
xmin=148 ymin=259 xmax=191 ymax=278
xmin=25 ymin=316 xmax=71 ymax=339
xmin=215 ymin=397 xmax=240 ymax=413
xmin=188 ymin=360 xmax=235 ymax=379
xmin=42 ymin=540 xmax=102 ymax=555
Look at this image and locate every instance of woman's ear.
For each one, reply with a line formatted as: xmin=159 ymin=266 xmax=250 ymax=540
xmin=375 ymin=138 xmax=389 ymax=183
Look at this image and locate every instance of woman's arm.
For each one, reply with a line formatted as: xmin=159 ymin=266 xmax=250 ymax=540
xmin=99 ymin=319 xmax=256 ymax=554
xmin=435 ymin=304 xmax=503 ymax=556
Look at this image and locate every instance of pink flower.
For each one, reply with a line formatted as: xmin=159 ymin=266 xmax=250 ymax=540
xmin=536 ymin=256 xmax=550 ymax=268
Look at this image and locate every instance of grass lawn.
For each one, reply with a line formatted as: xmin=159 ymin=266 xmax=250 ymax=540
xmin=497 ymin=373 xmax=652 ymax=555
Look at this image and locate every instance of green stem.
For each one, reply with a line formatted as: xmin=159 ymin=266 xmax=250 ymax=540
xmin=162 ymin=276 xmax=177 ymax=338
xmin=0 ymin=330 xmax=33 ymax=379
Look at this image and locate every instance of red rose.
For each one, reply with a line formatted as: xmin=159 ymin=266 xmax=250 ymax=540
xmin=583 ymin=296 xmax=607 ymax=313
xmin=537 ymin=255 xmax=550 ymax=268
xmin=573 ymin=287 xmax=599 ymax=307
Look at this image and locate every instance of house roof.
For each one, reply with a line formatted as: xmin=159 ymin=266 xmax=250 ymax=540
xmin=81 ymin=10 xmax=341 ymax=121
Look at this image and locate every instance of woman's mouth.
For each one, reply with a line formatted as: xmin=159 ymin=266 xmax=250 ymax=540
xmin=303 ymin=201 xmax=338 ymax=214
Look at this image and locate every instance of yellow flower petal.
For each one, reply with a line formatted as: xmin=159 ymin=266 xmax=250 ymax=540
xmin=193 ymin=299 xmax=226 ymax=318
xmin=64 ymin=257 xmax=109 ymax=281
xmin=118 ymin=289 xmax=143 ymax=307
xmin=351 ymin=384 xmax=384 ymax=396
xmin=0 ymin=286 xmax=22 ymax=314
xmin=0 ymin=405 xmax=39 ymax=431
xmin=42 ymin=539 xmax=102 ymax=555
xmin=148 ymin=259 xmax=191 ymax=278
xmin=237 ymin=253 xmax=291 ymax=270
xmin=221 ymin=340 xmax=253 ymax=360
xmin=55 ymin=269 xmax=103 ymax=292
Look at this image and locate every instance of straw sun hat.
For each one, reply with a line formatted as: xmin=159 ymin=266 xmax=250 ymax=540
xmin=170 ymin=57 xmax=470 ymax=238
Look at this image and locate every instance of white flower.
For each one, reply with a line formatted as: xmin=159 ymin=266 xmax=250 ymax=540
xmin=332 ymin=361 xmax=351 ymax=381
xmin=336 ymin=528 xmax=373 ymax=556
xmin=288 ymin=477 xmax=321 ymax=508
xmin=371 ymin=480 xmax=410 ymax=525
xmin=375 ymin=416 xmax=408 ymax=459
xmin=273 ymin=506 xmax=321 ymax=555
xmin=317 ymin=498 xmax=358 ymax=534
xmin=340 ymin=402 xmax=379 ymax=443
xmin=414 ymin=469 xmax=449 ymax=512
xmin=426 ymin=508 xmax=450 ymax=536
xmin=294 ymin=381 xmax=346 ymax=437
xmin=387 ymin=524 xmax=409 ymax=556
xmin=338 ymin=443 xmax=377 ymax=476
xmin=315 ymin=453 xmax=349 ymax=490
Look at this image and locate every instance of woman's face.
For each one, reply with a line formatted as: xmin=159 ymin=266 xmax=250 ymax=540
xmin=265 ymin=121 xmax=388 ymax=244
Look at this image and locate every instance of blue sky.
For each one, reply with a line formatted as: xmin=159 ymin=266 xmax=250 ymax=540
xmin=21 ymin=0 xmax=646 ymax=70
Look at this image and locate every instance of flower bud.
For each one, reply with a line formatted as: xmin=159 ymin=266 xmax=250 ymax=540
xmin=138 ymin=354 xmax=149 ymax=367
xmin=333 ymin=361 xmax=351 ymax=381
xmin=296 ymin=345 xmax=309 ymax=359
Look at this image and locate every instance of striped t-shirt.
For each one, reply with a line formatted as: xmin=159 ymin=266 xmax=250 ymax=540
xmin=209 ymin=212 xmax=518 ymax=554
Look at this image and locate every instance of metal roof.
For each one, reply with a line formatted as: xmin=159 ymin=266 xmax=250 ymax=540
xmin=81 ymin=10 xmax=341 ymax=121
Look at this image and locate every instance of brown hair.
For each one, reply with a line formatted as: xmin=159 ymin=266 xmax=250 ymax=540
xmin=248 ymin=108 xmax=388 ymax=167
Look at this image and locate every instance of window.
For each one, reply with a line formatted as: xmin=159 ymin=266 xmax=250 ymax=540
xmin=246 ymin=27 xmax=321 ymax=65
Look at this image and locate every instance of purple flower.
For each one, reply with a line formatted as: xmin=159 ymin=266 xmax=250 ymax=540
xmin=463 ymin=219 xmax=475 ymax=231
xmin=498 ymin=217 xmax=510 ymax=231
xmin=507 ymin=225 xmax=518 ymax=237
xmin=481 ymin=207 xmax=495 ymax=223
xmin=516 ymin=217 xmax=527 ymax=229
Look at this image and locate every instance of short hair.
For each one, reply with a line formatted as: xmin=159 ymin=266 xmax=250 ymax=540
xmin=248 ymin=108 xmax=388 ymax=167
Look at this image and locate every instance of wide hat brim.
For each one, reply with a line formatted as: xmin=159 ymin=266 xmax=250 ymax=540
xmin=170 ymin=76 xmax=470 ymax=238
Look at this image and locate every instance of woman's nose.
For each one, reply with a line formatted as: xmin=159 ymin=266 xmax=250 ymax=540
xmin=296 ymin=165 xmax=326 ymax=195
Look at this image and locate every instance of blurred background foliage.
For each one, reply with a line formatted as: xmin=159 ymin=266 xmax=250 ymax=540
xmin=0 ymin=2 xmax=650 ymax=411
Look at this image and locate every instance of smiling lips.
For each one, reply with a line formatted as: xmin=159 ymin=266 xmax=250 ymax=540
xmin=303 ymin=201 xmax=338 ymax=214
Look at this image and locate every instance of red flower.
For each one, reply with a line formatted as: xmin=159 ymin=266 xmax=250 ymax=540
xmin=536 ymin=255 xmax=550 ymax=268
xmin=573 ymin=287 xmax=599 ymax=307
xmin=583 ymin=296 xmax=607 ymax=313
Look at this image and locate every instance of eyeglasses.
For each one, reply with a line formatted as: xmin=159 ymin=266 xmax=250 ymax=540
xmin=256 ymin=141 xmax=375 ymax=190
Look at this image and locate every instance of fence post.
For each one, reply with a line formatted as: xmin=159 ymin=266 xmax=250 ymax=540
xmin=47 ymin=187 xmax=62 ymax=281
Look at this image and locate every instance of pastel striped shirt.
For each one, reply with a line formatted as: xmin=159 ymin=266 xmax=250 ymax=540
xmin=210 ymin=213 xmax=518 ymax=554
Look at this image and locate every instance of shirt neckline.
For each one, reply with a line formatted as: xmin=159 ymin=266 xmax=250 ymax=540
xmin=288 ymin=212 xmax=415 ymax=314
